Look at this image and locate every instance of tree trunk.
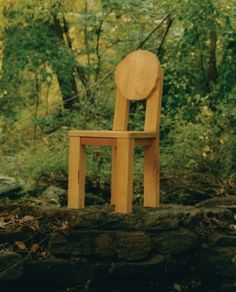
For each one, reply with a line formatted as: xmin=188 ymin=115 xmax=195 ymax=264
xmin=51 ymin=17 xmax=79 ymax=109
xmin=207 ymin=0 xmax=218 ymax=88
xmin=208 ymin=28 xmax=218 ymax=85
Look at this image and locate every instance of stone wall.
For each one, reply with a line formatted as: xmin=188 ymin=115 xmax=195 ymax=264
xmin=0 ymin=198 xmax=235 ymax=291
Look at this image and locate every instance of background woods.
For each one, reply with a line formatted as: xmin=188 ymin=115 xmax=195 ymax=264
xmin=0 ymin=0 xmax=235 ymax=204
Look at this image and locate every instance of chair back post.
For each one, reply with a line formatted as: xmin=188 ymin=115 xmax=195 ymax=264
xmin=113 ymin=89 xmax=130 ymax=131
xmin=144 ymin=69 xmax=164 ymax=133
xmin=113 ymin=50 xmax=162 ymax=133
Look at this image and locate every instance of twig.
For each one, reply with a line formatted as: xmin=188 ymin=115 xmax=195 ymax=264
xmin=0 ymin=253 xmax=30 ymax=275
xmin=83 ymin=0 xmax=91 ymax=81
xmin=2 ymin=216 xmax=42 ymax=227
xmin=157 ymin=17 xmax=174 ymax=56
xmin=137 ymin=13 xmax=172 ymax=49
xmin=0 ymin=234 xmax=50 ymax=275
xmin=95 ymin=11 xmax=112 ymax=81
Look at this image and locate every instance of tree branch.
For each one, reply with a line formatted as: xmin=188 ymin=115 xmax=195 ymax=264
xmin=157 ymin=17 xmax=174 ymax=56
xmin=83 ymin=0 xmax=91 ymax=80
xmin=137 ymin=13 xmax=172 ymax=49
xmin=196 ymin=28 xmax=210 ymax=93
xmin=95 ymin=11 xmax=112 ymax=81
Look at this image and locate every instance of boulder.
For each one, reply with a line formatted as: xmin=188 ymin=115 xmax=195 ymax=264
xmin=0 ymin=175 xmax=24 ymax=199
xmin=109 ymin=254 xmax=166 ymax=280
xmin=155 ymin=228 xmax=199 ymax=255
xmin=24 ymin=258 xmax=84 ymax=285
xmin=42 ymin=186 xmax=106 ymax=207
xmin=49 ymin=230 xmax=117 ymax=257
xmin=85 ymin=193 xmax=105 ymax=206
xmin=142 ymin=208 xmax=185 ymax=231
xmin=0 ymin=203 xmax=235 ymax=291
xmin=116 ymin=231 xmax=153 ymax=261
xmin=198 ymin=247 xmax=236 ymax=281
xmin=162 ymin=190 xmax=212 ymax=205
xmin=196 ymin=195 xmax=236 ymax=211
xmin=0 ymin=251 xmax=23 ymax=280
xmin=42 ymin=185 xmax=67 ymax=206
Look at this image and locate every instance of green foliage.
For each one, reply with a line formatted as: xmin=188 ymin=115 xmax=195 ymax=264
xmin=161 ymin=106 xmax=235 ymax=194
xmin=19 ymin=145 xmax=68 ymax=185
xmin=0 ymin=19 xmax=76 ymax=117
xmin=9 ymin=129 xmax=68 ymax=184
xmin=0 ymin=0 xmax=235 ymax=199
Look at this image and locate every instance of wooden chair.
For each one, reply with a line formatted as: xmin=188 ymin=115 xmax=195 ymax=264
xmin=68 ymin=50 xmax=163 ymax=213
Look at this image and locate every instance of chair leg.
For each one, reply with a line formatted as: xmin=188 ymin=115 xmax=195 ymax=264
xmin=115 ymin=138 xmax=134 ymax=213
xmin=68 ymin=136 xmax=86 ymax=208
xmin=144 ymin=139 xmax=160 ymax=207
xmin=111 ymin=146 xmax=117 ymax=205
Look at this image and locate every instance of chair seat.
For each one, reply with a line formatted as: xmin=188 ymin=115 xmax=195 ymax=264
xmin=69 ymin=130 xmax=156 ymax=139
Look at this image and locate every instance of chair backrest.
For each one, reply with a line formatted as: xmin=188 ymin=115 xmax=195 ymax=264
xmin=113 ymin=50 xmax=163 ymax=133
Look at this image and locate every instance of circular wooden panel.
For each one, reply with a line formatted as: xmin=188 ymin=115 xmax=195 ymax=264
xmin=115 ymin=50 xmax=160 ymax=100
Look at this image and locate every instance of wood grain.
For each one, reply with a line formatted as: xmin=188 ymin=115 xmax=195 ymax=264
xmin=115 ymin=50 xmax=160 ymax=100
xmin=68 ymin=137 xmax=86 ymax=208
xmin=69 ymin=130 xmax=156 ymax=138
xmin=81 ymin=137 xmax=117 ymax=146
xmin=144 ymin=139 xmax=160 ymax=207
xmin=111 ymin=146 xmax=117 ymax=205
xmin=145 ymin=69 xmax=164 ymax=132
xmin=113 ymin=89 xmax=130 ymax=130
xmin=115 ymin=138 xmax=134 ymax=213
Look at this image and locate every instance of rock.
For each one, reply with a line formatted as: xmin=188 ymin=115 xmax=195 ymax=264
xmin=42 ymin=185 xmax=67 ymax=206
xmin=0 ymin=251 xmax=23 ymax=280
xmin=24 ymin=258 xmax=91 ymax=287
xmin=0 ymin=203 xmax=235 ymax=291
xmin=196 ymin=196 xmax=236 ymax=211
xmin=116 ymin=231 xmax=152 ymax=261
xmin=184 ymin=208 xmax=235 ymax=232
xmin=142 ymin=205 xmax=203 ymax=231
xmin=69 ymin=206 xmax=112 ymax=229
xmin=41 ymin=188 xmax=105 ymax=209
xmin=51 ymin=228 xmax=196 ymax=261
xmin=142 ymin=209 xmax=183 ymax=231
xmin=49 ymin=230 xmax=117 ymax=257
xmin=205 ymin=233 xmax=236 ymax=247
xmin=69 ymin=208 xmax=143 ymax=231
xmin=95 ymin=232 xmax=116 ymax=257
xmin=162 ymin=190 xmax=212 ymax=205
xmin=0 ymin=176 xmax=16 ymax=185
xmin=0 ymin=175 xmax=24 ymax=199
xmin=198 ymin=247 xmax=236 ymax=279
xmin=103 ymin=255 xmax=168 ymax=291
xmin=110 ymin=254 xmax=166 ymax=279
xmin=155 ymin=228 xmax=199 ymax=255
xmin=222 ymin=281 xmax=236 ymax=291
xmin=85 ymin=193 xmax=105 ymax=206
xmin=49 ymin=232 xmax=68 ymax=256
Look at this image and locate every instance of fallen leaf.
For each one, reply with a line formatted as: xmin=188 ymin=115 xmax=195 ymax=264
xmin=15 ymin=241 xmax=26 ymax=250
xmin=0 ymin=218 xmax=6 ymax=229
xmin=40 ymin=250 xmax=49 ymax=258
xmin=60 ymin=220 xmax=69 ymax=230
xmin=174 ymin=283 xmax=182 ymax=292
xmin=30 ymin=221 xmax=39 ymax=231
xmin=31 ymin=243 xmax=39 ymax=253
xmin=18 ymin=215 xmax=39 ymax=231
xmin=20 ymin=215 xmax=35 ymax=223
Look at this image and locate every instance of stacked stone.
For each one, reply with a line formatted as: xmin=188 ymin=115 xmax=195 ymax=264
xmin=0 ymin=197 xmax=235 ymax=291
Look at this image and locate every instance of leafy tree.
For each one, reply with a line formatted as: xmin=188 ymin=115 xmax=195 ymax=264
xmin=0 ymin=0 xmax=235 ymax=197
